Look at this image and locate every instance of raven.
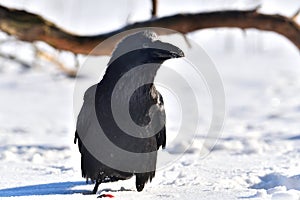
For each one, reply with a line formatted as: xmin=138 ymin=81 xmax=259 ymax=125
xmin=74 ymin=31 xmax=184 ymax=194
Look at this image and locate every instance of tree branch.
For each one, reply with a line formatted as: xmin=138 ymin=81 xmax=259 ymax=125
xmin=0 ymin=51 xmax=31 ymax=69
xmin=36 ymin=49 xmax=77 ymax=77
xmin=0 ymin=5 xmax=299 ymax=56
xmin=151 ymin=0 xmax=157 ymax=17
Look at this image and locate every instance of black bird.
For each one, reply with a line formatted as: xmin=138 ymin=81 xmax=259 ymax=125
xmin=74 ymin=31 xmax=184 ymax=194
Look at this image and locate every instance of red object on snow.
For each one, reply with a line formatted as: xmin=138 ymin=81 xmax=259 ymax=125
xmin=98 ymin=194 xmax=115 ymax=198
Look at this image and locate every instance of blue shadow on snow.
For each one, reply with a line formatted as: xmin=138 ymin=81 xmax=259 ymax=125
xmin=0 ymin=181 xmax=88 ymax=197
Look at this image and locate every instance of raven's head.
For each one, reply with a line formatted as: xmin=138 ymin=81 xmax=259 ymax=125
xmin=109 ymin=31 xmax=184 ymax=65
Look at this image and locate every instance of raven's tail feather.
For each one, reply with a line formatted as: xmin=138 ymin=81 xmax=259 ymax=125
xmin=135 ymin=171 xmax=155 ymax=192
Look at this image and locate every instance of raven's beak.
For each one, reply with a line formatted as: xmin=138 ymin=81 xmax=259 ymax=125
xmin=166 ymin=43 xmax=185 ymax=59
xmin=169 ymin=49 xmax=184 ymax=58
xmin=152 ymin=41 xmax=185 ymax=60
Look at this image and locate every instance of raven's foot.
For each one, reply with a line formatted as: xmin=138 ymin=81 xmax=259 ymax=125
xmin=92 ymin=179 xmax=102 ymax=194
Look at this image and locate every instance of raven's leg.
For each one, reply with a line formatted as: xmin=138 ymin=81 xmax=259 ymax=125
xmin=92 ymin=179 xmax=101 ymax=194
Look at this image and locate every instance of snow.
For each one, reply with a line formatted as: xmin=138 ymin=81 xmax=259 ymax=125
xmin=1 ymin=1 xmax=300 ymax=200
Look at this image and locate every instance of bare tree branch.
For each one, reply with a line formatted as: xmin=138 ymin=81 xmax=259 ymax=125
xmin=36 ymin=49 xmax=77 ymax=77
xmin=292 ymin=8 xmax=300 ymax=20
xmin=0 ymin=5 xmax=299 ymax=56
xmin=151 ymin=0 xmax=157 ymax=17
xmin=0 ymin=51 xmax=31 ymax=69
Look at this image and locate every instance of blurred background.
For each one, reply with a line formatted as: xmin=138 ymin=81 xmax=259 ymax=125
xmin=0 ymin=0 xmax=300 ymax=199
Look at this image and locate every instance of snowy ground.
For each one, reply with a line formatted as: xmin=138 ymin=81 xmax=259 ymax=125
xmin=1 ymin=0 xmax=300 ymax=199
xmin=0 ymin=28 xmax=299 ymax=200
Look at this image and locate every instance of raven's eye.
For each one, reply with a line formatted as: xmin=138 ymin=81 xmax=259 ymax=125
xmin=142 ymin=43 xmax=149 ymax=48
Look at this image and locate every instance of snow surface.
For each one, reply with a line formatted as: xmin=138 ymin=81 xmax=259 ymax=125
xmin=0 ymin=1 xmax=300 ymax=200
xmin=0 ymin=29 xmax=299 ymax=200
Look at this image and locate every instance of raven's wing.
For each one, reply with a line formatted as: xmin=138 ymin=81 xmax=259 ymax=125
xmin=74 ymin=84 xmax=97 ymax=147
xmin=156 ymin=91 xmax=166 ymax=149
xmin=128 ymin=83 xmax=166 ymax=150
xmin=149 ymin=85 xmax=166 ymax=150
xmin=74 ymin=84 xmax=103 ymax=181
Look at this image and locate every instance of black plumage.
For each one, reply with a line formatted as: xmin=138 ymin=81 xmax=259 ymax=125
xmin=74 ymin=31 xmax=184 ymax=194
